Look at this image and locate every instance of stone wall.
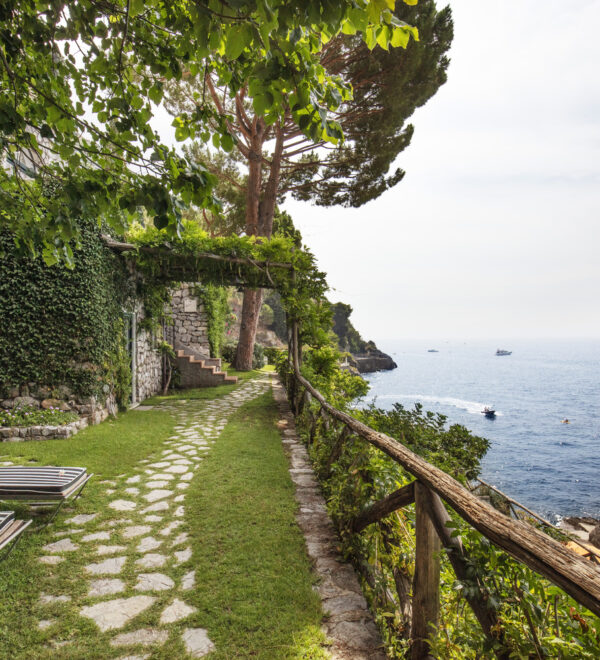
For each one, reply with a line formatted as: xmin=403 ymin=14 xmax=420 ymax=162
xmin=170 ymin=284 xmax=211 ymax=359
xmin=134 ymin=323 xmax=163 ymax=403
xmin=1 ymin=417 xmax=89 ymax=443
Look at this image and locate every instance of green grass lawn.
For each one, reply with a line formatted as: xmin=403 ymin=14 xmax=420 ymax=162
xmin=184 ymin=391 xmax=327 ymax=659
xmin=0 ymin=378 xmax=328 ymax=659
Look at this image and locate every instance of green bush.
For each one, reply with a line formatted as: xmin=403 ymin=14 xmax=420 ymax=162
xmin=0 ymin=221 xmax=132 ymax=401
xmin=0 ymin=406 xmax=78 ymax=428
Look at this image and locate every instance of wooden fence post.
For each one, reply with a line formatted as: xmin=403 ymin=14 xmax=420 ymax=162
xmin=412 ymin=481 xmax=441 ymax=659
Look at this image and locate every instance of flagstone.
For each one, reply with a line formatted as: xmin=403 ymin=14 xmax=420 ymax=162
xmin=164 ymin=464 xmax=188 ymax=474
xmin=148 ymin=462 xmax=170 ymax=468
xmin=145 ymin=480 xmax=169 ymax=489
xmin=82 ymin=531 xmax=111 ymax=542
xmin=124 ymin=487 xmax=140 ymax=496
xmin=109 ymin=499 xmax=137 ymax=512
xmin=80 ymin=595 xmax=155 ymax=632
xmin=122 ymin=525 xmax=152 ymax=539
xmin=134 ymin=573 xmax=174 ymax=592
xmin=176 ymin=482 xmax=190 ymax=490
xmin=159 ymin=598 xmax=197 ymax=624
xmin=174 ymin=494 xmax=185 ymax=503
xmin=38 ymin=620 xmax=53 ymax=630
xmin=181 ymin=570 xmax=195 ymax=591
xmin=172 ymin=532 xmax=188 ymax=546
xmin=174 ymin=506 xmax=185 ymax=517
xmin=143 ymin=515 xmax=163 ymax=523
xmin=96 ymin=544 xmax=126 ymax=555
xmin=86 ymin=556 xmax=127 ymax=575
xmin=147 ymin=472 xmax=174 ymax=480
xmin=180 ymin=472 xmax=194 ymax=481
xmin=159 ymin=521 xmax=182 ymax=536
xmin=88 ymin=578 xmax=126 ymax=597
xmin=174 ymin=548 xmax=192 ymax=565
xmin=126 ymin=475 xmax=141 ymax=484
xmin=182 ymin=628 xmax=215 ymax=657
xmin=43 ymin=538 xmax=79 ymax=553
xmin=137 ymin=536 xmax=162 ymax=553
xmin=142 ymin=501 xmax=170 ymax=513
xmin=135 ymin=553 xmax=167 ymax=569
xmin=143 ymin=489 xmax=172 ymax=503
xmin=111 ymin=628 xmax=170 ymax=649
xmin=65 ymin=513 xmax=97 ymax=525
xmin=53 ymin=528 xmax=84 ymax=537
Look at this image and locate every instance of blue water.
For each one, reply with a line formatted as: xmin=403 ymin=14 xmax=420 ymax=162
xmin=362 ymin=339 xmax=600 ymax=522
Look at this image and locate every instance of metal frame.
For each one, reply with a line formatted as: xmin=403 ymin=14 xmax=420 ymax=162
xmin=0 ymin=519 xmax=32 ymax=561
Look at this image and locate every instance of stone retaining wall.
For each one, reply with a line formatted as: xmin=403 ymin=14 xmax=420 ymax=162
xmin=171 ymin=284 xmax=211 ymax=359
xmin=0 ymin=417 xmax=90 ymax=443
xmin=135 ymin=322 xmax=163 ymax=403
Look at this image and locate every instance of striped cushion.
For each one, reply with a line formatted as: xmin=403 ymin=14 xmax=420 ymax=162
xmin=0 ymin=511 xmax=15 ymax=533
xmin=0 ymin=467 xmax=87 ymax=497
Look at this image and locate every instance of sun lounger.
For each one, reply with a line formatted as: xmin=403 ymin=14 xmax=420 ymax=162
xmin=0 ymin=467 xmax=93 ymax=523
xmin=0 ymin=511 xmax=31 ymax=560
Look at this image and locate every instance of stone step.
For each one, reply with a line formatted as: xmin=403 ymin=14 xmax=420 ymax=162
xmin=175 ymin=354 xmax=237 ymax=388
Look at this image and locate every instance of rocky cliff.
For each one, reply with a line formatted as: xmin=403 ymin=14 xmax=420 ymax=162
xmin=348 ymin=349 xmax=397 ymax=374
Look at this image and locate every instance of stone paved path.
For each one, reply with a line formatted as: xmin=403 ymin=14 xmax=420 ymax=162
xmin=272 ymin=378 xmax=386 ymax=660
xmin=35 ymin=378 xmax=269 ymax=658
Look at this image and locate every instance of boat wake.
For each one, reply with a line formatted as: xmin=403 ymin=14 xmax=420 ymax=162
xmin=368 ymin=394 xmax=501 ymax=416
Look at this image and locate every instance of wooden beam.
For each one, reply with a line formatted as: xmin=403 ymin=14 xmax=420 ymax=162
xmin=421 ymin=488 xmax=510 ymax=659
xmin=411 ymin=482 xmax=440 ymax=660
xmin=289 ymin=334 xmax=600 ymax=617
xmin=352 ymin=481 xmax=415 ymax=533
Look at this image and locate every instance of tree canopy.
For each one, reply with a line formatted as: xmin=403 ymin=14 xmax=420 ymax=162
xmin=0 ymin=0 xmax=419 ymax=265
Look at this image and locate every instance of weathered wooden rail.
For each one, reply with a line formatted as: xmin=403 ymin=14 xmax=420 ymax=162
xmin=286 ymin=322 xmax=600 ymax=658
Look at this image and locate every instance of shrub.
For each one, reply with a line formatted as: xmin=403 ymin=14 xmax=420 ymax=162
xmin=0 ymin=406 xmax=78 ymax=428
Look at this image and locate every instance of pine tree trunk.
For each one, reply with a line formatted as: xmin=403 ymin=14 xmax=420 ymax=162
xmin=233 ymin=288 xmax=263 ymax=370
xmin=235 ymin=121 xmax=284 ymax=370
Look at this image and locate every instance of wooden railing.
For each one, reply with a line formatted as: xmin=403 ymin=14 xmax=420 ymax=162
xmin=286 ymin=323 xmax=600 ymax=659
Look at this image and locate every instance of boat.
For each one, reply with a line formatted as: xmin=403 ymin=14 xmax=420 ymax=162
xmin=482 ymin=407 xmax=496 ymax=418
xmin=427 ymin=349 xmax=439 ymax=353
xmin=496 ymin=349 xmax=512 ymax=356
xmin=561 ymin=418 xmax=570 ymax=424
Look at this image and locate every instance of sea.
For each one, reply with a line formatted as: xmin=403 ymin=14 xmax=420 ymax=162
xmin=361 ymin=339 xmax=600 ymax=523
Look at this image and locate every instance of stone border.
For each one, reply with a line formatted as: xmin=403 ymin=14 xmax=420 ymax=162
xmin=0 ymin=417 xmax=89 ymax=443
xmin=271 ymin=376 xmax=387 ymax=660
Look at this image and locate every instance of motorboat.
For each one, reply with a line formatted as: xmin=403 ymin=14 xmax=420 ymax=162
xmin=496 ymin=349 xmax=512 ymax=356
xmin=482 ymin=406 xmax=496 ymax=418
xmin=427 ymin=349 xmax=439 ymax=353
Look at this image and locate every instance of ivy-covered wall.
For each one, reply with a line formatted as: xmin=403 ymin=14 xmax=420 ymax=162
xmin=0 ymin=221 xmax=132 ymax=404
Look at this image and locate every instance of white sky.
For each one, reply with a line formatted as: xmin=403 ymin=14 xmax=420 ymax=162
xmin=284 ymin=0 xmax=600 ymax=342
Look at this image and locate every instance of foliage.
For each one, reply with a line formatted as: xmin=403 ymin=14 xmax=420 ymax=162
xmin=284 ymin=358 xmax=600 ymax=657
xmin=331 ymin=302 xmax=369 ymax=353
xmin=194 ymin=284 xmax=230 ymax=357
xmin=221 ymin=342 xmax=237 ymax=365
xmin=357 ymin=402 xmax=489 ymax=481
xmin=253 ymin=343 xmax=266 ymax=369
xmin=222 ymin=342 xmax=266 ymax=369
xmin=156 ymin=339 xmax=178 ymax=393
xmin=264 ymin=292 xmax=288 ymax=342
xmin=1 ymin=0 xmax=418 ymax=260
xmin=0 ymin=405 xmax=78 ymax=428
xmin=259 ymin=303 xmax=274 ymax=327
xmin=0 ymin=221 xmax=133 ymax=402
xmin=136 ymin=280 xmax=172 ymax=334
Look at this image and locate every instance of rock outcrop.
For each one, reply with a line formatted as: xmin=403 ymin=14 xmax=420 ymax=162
xmin=349 ymin=349 xmax=397 ymax=374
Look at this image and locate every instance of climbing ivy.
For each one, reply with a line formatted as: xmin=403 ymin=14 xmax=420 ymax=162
xmin=0 ymin=221 xmax=134 ymax=406
xmin=193 ymin=284 xmax=230 ymax=358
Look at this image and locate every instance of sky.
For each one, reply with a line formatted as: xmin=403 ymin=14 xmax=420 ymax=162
xmin=283 ymin=0 xmax=600 ymax=343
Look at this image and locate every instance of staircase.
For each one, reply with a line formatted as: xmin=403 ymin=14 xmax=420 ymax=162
xmin=176 ymin=350 xmax=238 ymax=388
